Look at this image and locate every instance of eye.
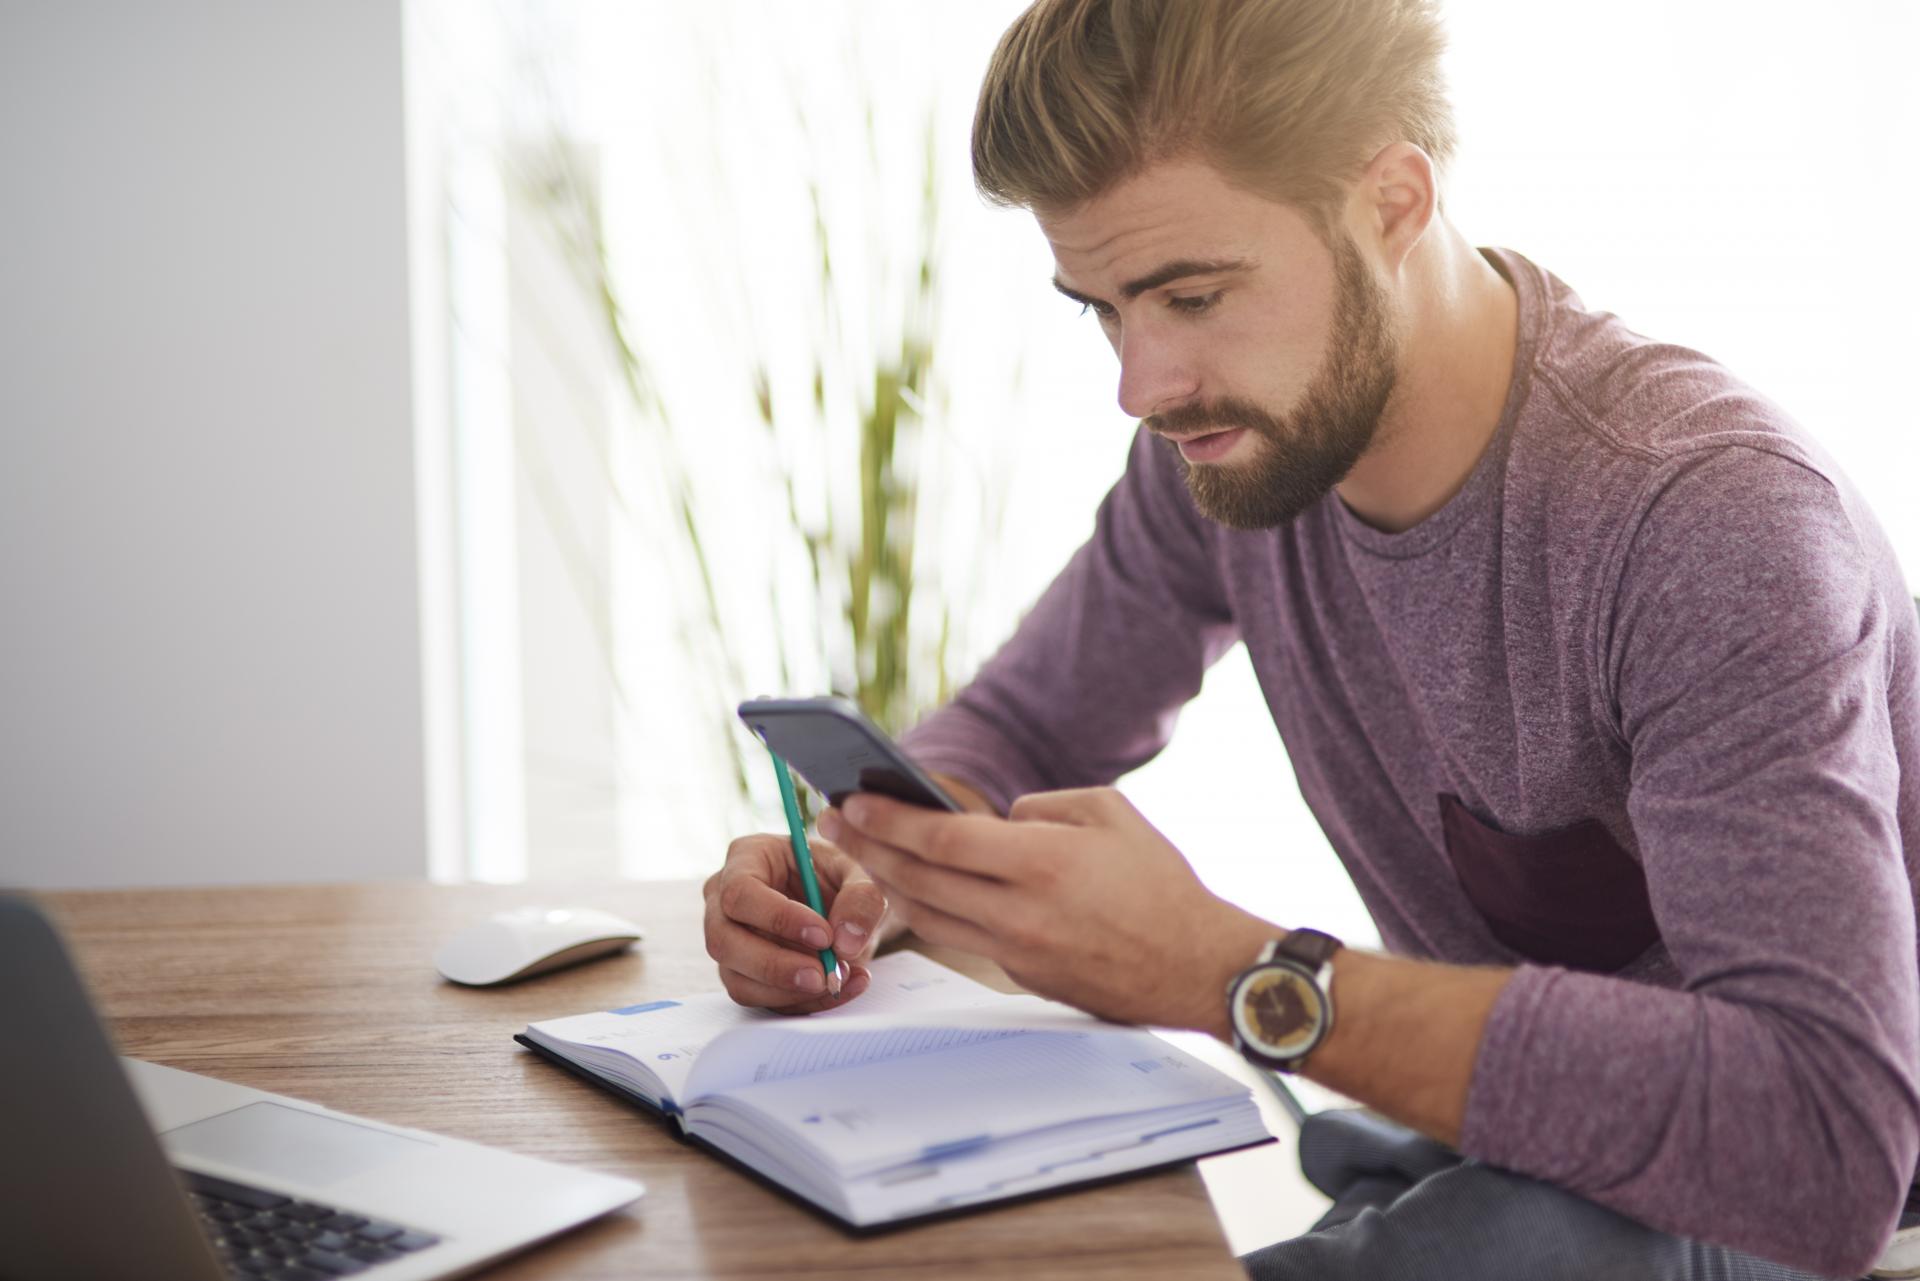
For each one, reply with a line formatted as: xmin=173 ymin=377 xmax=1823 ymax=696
xmin=1168 ymin=291 xmax=1223 ymax=316
xmin=1078 ymin=300 xmax=1117 ymax=323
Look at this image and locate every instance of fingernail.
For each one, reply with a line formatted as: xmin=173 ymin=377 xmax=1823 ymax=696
xmin=818 ymin=811 xmax=843 ymax=841
xmin=835 ymin=922 xmax=866 ymax=953
xmin=801 ymin=925 xmax=830 ymax=949
xmin=794 ymin=966 xmax=825 ymax=993
xmin=844 ymin=797 xmax=868 ymax=826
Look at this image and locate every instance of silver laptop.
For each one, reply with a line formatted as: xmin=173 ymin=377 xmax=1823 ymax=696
xmin=0 ymin=895 xmax=643 ymax=1281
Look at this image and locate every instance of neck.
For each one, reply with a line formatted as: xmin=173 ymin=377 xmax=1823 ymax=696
xmin=1334 ymin=225 xmax=1518 ymax=533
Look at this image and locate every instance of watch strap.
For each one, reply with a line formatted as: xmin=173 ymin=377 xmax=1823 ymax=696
xmin=1275 ymin=927 xmax=1341 ymax=969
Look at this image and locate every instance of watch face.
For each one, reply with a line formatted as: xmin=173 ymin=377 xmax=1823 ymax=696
xmin=1234 ymin=965 xmax=1325 ymax=1057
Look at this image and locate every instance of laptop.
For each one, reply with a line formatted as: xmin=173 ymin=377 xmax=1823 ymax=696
xmin=0 ymin=894 xmax=644 ymax=1280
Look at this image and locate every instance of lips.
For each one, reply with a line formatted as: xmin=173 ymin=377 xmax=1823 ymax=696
xmin=1159 ymin=427 xmax=1239 ymax=444
xmin=1170 ymin=427 xmax=1246 ymax=462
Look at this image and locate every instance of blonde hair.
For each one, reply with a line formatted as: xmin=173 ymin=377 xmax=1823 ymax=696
xmin=972 ymin=0 xmax=1456 ymax=232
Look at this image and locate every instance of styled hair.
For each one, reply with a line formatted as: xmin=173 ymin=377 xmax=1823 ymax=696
xmin=972 ymin=0 xmax=1456 ymax=231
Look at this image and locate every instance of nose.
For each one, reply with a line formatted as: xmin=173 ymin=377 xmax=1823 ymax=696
xmin=1115 ymin=324 xmax=1199 ymax=421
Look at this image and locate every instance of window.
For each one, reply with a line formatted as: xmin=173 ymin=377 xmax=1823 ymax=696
xmin=407 ymin=0 xmax=1919 ymax=959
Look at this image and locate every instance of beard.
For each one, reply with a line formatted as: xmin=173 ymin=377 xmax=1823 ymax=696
xmin=1145 ymin=233 xmax=1399 ymax=530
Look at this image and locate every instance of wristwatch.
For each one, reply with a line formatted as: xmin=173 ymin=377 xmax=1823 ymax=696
xmin=1226 ymin=928 xmax=1342 ymax=1073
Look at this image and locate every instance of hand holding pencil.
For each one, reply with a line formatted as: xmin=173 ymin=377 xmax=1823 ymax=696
xmin=700 ymin=754 xmax=887 ymax=1014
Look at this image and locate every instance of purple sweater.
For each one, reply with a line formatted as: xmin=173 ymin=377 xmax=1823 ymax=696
xmin=899 ymin=248 xmax=1920 ymax=1275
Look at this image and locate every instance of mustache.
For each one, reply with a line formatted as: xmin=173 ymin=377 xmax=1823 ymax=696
xmin=1144 ymin=397 xmax=1283 ymax=438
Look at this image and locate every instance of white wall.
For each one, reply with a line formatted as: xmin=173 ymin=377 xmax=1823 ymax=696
xmin=0 ymin=0 xmax=427 ymax=888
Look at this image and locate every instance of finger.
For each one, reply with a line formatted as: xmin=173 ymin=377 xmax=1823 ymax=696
xmin=723 ymin=831 xmax=805 ymax=885
xmin=813 ymin=854 xmax=889 ymax=956
xmin=1007 ymin=787 xmax=1119 ymax=825
xmin=705 ymin=912 xmax=838 ymax=996
xmin=714 ymin=868 xmax=833 ymax=951
xmin=851 ymin=837 xmax=1007 ymax=931
xmin=828 ymin=795 xmax=1023 ymax=878
xmin=721 ymin=961 xmax=873 ymax=1014
xmin=809 ymin=839 xmax=877 ymax=900
xmin=869 ymin=875 xmax=1001 ymax=958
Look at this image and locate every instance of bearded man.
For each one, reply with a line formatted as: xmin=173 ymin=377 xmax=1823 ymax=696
xmin=702 ymin=3 xmax=1920 ymax=1276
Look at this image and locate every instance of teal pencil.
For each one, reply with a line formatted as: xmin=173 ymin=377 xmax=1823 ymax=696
xmin=767 ymin=749 xmax=840 ymax=993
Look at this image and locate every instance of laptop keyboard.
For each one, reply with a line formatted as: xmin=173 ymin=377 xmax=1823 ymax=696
xmin=183 ymin=1168 xmax=442 ymax=1278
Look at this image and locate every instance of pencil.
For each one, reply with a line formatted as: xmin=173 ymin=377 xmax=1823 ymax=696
xmin=767 ymin=747 xmax=841 ymax=995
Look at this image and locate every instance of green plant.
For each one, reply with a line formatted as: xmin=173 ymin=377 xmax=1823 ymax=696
xmin=523 ymin=101 xmax=965 ymax=824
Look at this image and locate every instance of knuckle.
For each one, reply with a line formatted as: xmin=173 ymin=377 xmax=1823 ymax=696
xmin=887 ymin=857 xmax=929 ymax=901
xmin=701 ymin=900 xmax=729 ymax=955
xmin=845 ymin=879 xmax=883 ymax=920
xmin=717 ymin=874 xmax=756 ymax=921
xmin=761 ymin=952 xmax=800 ymax=988
xmin=775 ymin=901 xmax=814 ymax=940
xmin=926 ymin=822 xmax=966 ymax=868
xmin=724 ymin=832 xmax=785 ymax=873
xmin=1002 ymin=913 xmax=1040 ymax=952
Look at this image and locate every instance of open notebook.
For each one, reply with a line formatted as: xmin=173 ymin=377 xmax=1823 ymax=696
xmin=515 ymin=952 xmax=1272 ymax=1229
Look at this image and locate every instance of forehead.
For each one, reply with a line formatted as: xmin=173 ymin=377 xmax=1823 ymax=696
xmin=1037 ymin=158 xmax=1323 ymax=287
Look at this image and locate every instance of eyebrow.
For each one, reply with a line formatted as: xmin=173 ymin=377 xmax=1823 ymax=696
xmin=1051 ymin=257 xmax=1254 ymax=307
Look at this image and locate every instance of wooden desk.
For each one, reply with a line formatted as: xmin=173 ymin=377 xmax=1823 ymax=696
xmin=34 ymin=881 xmax=1250 ymax=1280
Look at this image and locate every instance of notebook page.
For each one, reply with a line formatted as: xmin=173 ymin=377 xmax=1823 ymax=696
xmin=525 ymin=991 xmax=755 ymax=1104
xmin=682 ymin=993 xmax=1108 ymax=1099
xmin=687 ymin=1025 xmax=1252 ymax=1178
xmin=525 ymin=951 xmax=1002 ymax=1105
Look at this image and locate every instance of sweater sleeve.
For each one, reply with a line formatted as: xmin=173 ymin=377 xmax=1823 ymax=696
xmin=898 ymin=425 xmax=1239 ymax=814
xmin=1458 ymin=444 xmax=1920 ymax=1277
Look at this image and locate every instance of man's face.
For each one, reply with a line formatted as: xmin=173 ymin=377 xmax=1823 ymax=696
xmin=1039 ymin=158 xmax=1399 ymax=530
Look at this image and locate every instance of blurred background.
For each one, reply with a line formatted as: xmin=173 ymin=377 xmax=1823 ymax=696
xmin=4 ymin=0 xmax=1916 ymax=950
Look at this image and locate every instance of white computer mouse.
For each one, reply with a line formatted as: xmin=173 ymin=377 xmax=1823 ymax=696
xmin=433 ymin=906 xmax=644 ymax=987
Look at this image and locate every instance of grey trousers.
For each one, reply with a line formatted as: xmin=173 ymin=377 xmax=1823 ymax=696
xmin=1241 ymin=1108 xmax=1856 ymax=1281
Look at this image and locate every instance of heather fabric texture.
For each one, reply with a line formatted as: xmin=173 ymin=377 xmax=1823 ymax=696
xmin=1242 ymin=1109 xmax=1843 ymax=1280
xmin=897 ymin=249 xmax=1920 ymax=1277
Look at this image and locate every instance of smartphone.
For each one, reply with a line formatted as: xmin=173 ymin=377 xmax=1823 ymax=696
xmin=736 ymin=695 xmax=963 ymax=813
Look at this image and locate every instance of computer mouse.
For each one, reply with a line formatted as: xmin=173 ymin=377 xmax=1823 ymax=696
xmin=433 ymin=906 xmax=644 ymax=987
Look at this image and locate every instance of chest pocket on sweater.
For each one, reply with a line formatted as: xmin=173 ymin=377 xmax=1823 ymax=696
xmin=1437 ymin=793 xmax=1661 ymax=972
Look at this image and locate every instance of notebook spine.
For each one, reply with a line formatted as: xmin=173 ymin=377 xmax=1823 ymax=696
xmin=510 ymin=1033 xmax=691 ymax=1141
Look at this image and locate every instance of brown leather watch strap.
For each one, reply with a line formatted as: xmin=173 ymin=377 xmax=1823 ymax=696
xmin=1276 ymin=927 xmax=1341 ymax=967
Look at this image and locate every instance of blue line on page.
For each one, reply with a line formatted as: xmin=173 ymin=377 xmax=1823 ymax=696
xmin=920 ymin=1134 xmax=992 ymax=1161
xmin=612 ymin=999 xmax=682 ymax=1015
xmin=1139 ymin=1117 xmax=1220 ymax=1143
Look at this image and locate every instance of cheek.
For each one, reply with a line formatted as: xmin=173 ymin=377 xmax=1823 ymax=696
xmin=1217 ymin=303 xmax=1326 ymax=399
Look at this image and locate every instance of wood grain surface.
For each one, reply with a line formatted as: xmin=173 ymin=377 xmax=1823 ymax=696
xmin=31 ymin=881 xmax=1248 ymax=1280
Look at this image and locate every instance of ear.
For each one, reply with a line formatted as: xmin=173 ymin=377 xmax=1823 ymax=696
xmin=1353 ymin=141 xmax=1438 ymax=276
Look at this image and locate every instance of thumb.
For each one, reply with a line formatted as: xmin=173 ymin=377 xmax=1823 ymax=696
xmin=1008 ymin=788 xmax=1099 ymax=824
xmin=818 ymin=853 xmax=888 ymax=958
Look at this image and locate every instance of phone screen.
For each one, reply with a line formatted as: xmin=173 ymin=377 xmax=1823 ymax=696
xmin=737 ymin=697 xmax=962 ymax=813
